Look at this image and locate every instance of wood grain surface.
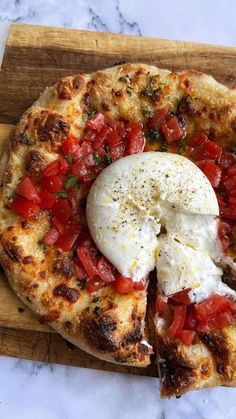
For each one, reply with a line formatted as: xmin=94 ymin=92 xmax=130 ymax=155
xmin=0 ymin=22 xmax=236 ymax=373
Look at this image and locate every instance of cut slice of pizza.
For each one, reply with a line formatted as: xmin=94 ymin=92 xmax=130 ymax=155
xmin=1 ymin=63 xmax=236 ymax=396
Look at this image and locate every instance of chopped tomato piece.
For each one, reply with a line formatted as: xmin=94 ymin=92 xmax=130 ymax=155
xmin=56 ymin=224 xmax=80 ymax=252
xmin=51 ymin=199 xmax=72 ymax=225
xmin=178 ymin=329 xmax=196 ymax=345
xmin=170 ymin=289 xmax=191 ymax=305
xmin=106 ymin=130 xmax=122 ymax=147
xmin=202 ymin=140 xmax=222 ymax=160
xmin=162 ymin=116 xmax=184 ymax=144
xmin=218 ymin=221 xmax=231 ymax=251
xmin=41 ymin=175 xmax=63 ymax=193
xmin=52 ymin=217 xmax=65 ymax=234
xmin=73 ymin=142 xmax=94 ymax=161
xmin=184 ymin=306 xmax=197 ymax=330
xmin=223 ymin=175 xmax=236 ymax=192
xmin=155 ymin=295 xmax=168 ymax=313
xmin=220 ymin=206 xmax=236 ymax=220
xmin=227 ymin=164 xmax=236 ymax=176
xmin=62 ymin=136 xmax=80 ymax=156
xmin=195 ymin=294 xmax=232 ymax=321
xmin=10 ymin=196 xmax=40 ymax=219
xmin=168 ymin=305 xmax=186 ymax=339
xmin=93 ymin=125 xmax=112 ymax=150
xmin=106 ymin=119 xmax=126 ymax=138
xmin=133 ymin=280 xmax=146 ymax=291
xmin=197 ymin=160 xmax=222 ymax=188
xmin=74 ymin=260 xmax=87 ymax=280
xmin=219 ymin=151 xmax=235 ymax=169
xmin=59 ymin=155 xmax=69 ymax=174
xmin=17 ymin=176 xmax=41 ymax=204
xmin=44 ymin=227 xmax=59 ymax=246
xmin=42 ymin=161 xmax=59 ymax=177
xmin=113 ymin=276 xmax=134 ymax=294
xmin=109 ymin=142 xmax=126 ymax=161
xmin=86 ymin=113 xmax=105 ymax=131
xmin=97 ymin=257 xmax=116 ymax=283
xmin=86 ymin=276 xmax=105 ymax=293
xmin=39 ymin=191 xmax=57 ymax=210
xmin=147 ymin=108 xmax=168 ymax=130
xmin=126 ymin=122 xmax=145 ymax=154
xmin=77 ymin=245 xmax=98 ymax=277
xmin=197 ymin=309 xmax=234 ymax=332
xmin=188 ymin=133 xmax=207 ymax=147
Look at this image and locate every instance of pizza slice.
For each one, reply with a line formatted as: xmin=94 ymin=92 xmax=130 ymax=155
xmin=0 ymin=63 xmax=236 ymax=397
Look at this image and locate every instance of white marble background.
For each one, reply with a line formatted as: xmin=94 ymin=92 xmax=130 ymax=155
xmin=1 ymin=1 xmax=236 ymax=418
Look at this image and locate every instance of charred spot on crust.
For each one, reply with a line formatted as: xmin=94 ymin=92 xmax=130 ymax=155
xmin=56 ymin=79 xmax=73 ymax=100
xmin=82 ymin=315 xmax=118 ymax=352
xmin=73 ymin=75 xmax=84 ymax=90
xmin=122 ymin=309 xmax=142 ymax=346
xmin=20 ymin=220 xmax=30 ymax=229
xmin=22 ymin=256 xmax=33 ymax=264
xmin=3 ymin=241 xmax=22 ymax=262
xmin=52 ymin=257 xmax=75 ymax=279
xmin=25 ymin=150 xmax=46 ymax=178
xmin=53 ymin=283 xmax=79 ymax=303
xmin=3 ymin=169 xmax=13 ymax=185
xmin=158 ymin=339 xmax=196 ymax=397
xmin=35 ymin=111 xmax=70 ymax=145
xmin=177 ymin=95 xmax=197 ymax=117
xmin=39 ymin=310 xmax=60 ymax=324
xmin=10 ymin=128 xmax=32 ymax=150
xmin=102 ymin=102 xmax=110 ymax=112
xmin=199 ymin=331 xmax=231 ymax=379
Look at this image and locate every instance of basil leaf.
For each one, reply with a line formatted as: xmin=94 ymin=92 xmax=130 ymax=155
xmin=177 ymin=138 xmax=187 ymax=154
xmin=149 ymin=128 xmax=160 ymax=142
xmin=83 ymin=108 xmax=97 ymax=121
xmin=56 ymin=191 xmax=67 ymax=199
xmin=105 ymin=154 xmax=112 ymax=165
xmin=93 ymin=153 xmax=103 ymax=165
xmin=65 ymin=175 xmax=80 ymax=190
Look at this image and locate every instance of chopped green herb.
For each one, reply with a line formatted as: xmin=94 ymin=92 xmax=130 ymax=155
xmin=93 ymin=152 xmax=103 ymax=165
xmin=65 ymin=175 xmax=80 ymax=190
xmin=83 ymin=108 xmax=97 ymax=121
xmin=76 ymin=279 xmax=87 ymax=290
xmin=105 ymin=154 xmax=112 ymax=165
xmin=126 ymin=85 xmax=134 ymax=96
xmin=149 ymin=128 xmax=160 ymax=142
xmin=21 ymin=133 xmax=33 ymax=145
xmin=65 ymin=154 xmax=74 ymax=164
xmin=159 ymin=141 xmax=168 ymax=152
xmin=119 ymin=75 xmax=132 ymax=84
xmin=56 ymin=191 xmax=67 ymax=199
xmin=141 ymin=87 xmax=161 ymax=98
xmin=177 ymin=138 xmax=187 ymax=154
xmin=38 ymin=240 xmax=46 ymax=252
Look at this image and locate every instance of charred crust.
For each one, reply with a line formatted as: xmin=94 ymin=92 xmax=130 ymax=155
xmin=35 ymin=111 xmax=70 ymax=144
xmin=199 ymin=331 xmax=230 ymax=379
xmin=53 ymin=283 xmax=79 ymax=303
xmin=3 ymin=241 xmax=22 ymax=262
xmin=56 ymin=79 xmax=73 ymax=100
xmin=101 ymin=102 xmax=110 ymax=111
xmin=122 ymin=309 xmax=142 ymax=346
xmin=82 ymin=315 xmax=118 ymax=352
xmin=52 ymin=257 xmax=75 ymax=279
xmin=10 ymin=128 xmax=32 ymax=150
xmin=22 ymin=256 xmax=33 ymax=264
xmin=25 ymin=150 xmax=46 ymax=178
xmin=158 ymin=339 xmax=196 ymax=397
xmin=177 ymin=95 xmax=197 ymax=117
xmin=73 ymin=75 xmax=84 ymax=90
xmin=20 ymin=220 xmax=30 ymax=229
xmin=39 ymin=310 xmax=60 ymax=324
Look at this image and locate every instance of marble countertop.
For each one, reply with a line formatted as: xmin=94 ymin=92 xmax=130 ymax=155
xmin=1 ymin=1 xmax=236 ymax=418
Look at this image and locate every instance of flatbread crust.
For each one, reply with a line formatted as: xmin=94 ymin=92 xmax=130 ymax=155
xmin=0 ymin=63 xmax=236 ymax=392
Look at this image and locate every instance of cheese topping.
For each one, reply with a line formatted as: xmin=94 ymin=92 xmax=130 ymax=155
xmin=86 ymin=152 xmax=235 ymax=302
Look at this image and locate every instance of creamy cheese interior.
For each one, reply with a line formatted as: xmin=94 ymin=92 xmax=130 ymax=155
xmin=86 ymin=152 xmax=236 ymax=303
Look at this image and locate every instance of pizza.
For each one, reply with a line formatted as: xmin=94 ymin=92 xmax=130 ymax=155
xmin=0 ymin=63 xmax=236 ymax=397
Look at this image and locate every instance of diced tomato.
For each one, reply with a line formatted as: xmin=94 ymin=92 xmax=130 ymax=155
xmin=126 ymin=122 xmax=145 ymax=154
xmin=168 ymin=305 xmax=186 ymax=339
xmin=197 ymin=308 xmax=234 ymax=332
xmin=106 ymin=130 xmax=122 ymax=147
xmin=227 ymin=164 xmax=236 ymax=176
xmin=184 ymin=306 xmax=197 ymax=330
xmin=188 ymin=133 xmax=207 ymax=147
xmin=109 ymin=142 xmax=126 ymax=161
xmin=41 ymin=175 xmax=63 ymax=193
xmin=39 ymin=191 xmax=57 ymax=210
xmin=106 ymin=119 xmax=126 ymax=138
xmin=178 ymin=329 xmax=196 ymax=345
xmin=162 ymin=116 xmax=184 ymax=144
xmin=219 ymin=151 xmax=235 ymax=169
xmin=97 ymin=257 xmax=116 ymax=283
xmin=113 ymin=276 xmax=134 ymax=294
xmin=56 ymin=223 xmax=80 ymax=252
xmin=195 ymin=294 xmax=232 ymax=321
xmin=42 ymin=161 xmax=59 ymax=177
xmin=62 ymin=136 xmax=80 ymax=156
xmin=74 ymin=260 xmax=87 ymax=280
xmin=77 ymin=245 xmax=98 ymax=277
xmin=218 ymin=221 xmax=231 ymax=240
xmin=44 ymin=227 xmax=59 ymax=246
xmin=223 ymin=175 xmax=236 ymax=192
xmin=202 ymin=140 xmax=222 ymax=160
xmin=197 ymin=160 xmax=222 ymax=188
xmin=10 ymin=196 xmax=40 ymax=219
xmin=228 ymin=196 xmax=236 ymax=207
xmin=220 ymin=207 xmax=236 ymax=220
xmin=133 ymin=280 xmax=146 ymax=291
xmin=86 ymin=113 xmax=105 ymax=131
xmin=59 ymin=155 xmax=69 ymax=174
xmin=170 ymin=289 xmax=191 ymax=305
xmin=51 ymin=200 xmax=72 ymax=225
xmin=73 ymin=142 xmax=94 ymax=161
xmin=86 ymin=276 xmax=105 ymax=293
xmin=52 ymin=217 xmax=65 ymax=234
xmin=96 ymin=146 xmax=106 ymax=160
xmin=80 ymin=129 xmax=96 ymax=144
xmin=155 ymin=295 xmax=168 ymax=313
xmin=17 ymin=176 xmax=41 ymax=204
xmin=93 ymin=125 xmax=112 ymax=150
xmin=147 ymin=108 xmax=168 ymax=130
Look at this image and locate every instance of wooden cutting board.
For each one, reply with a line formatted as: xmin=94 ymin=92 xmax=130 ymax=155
xmin=1 ymin=23 xmax=236 ymax=375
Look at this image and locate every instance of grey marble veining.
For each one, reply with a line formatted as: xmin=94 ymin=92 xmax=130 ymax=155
xmin=1 ymin=0 xmax=236 ymax=418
